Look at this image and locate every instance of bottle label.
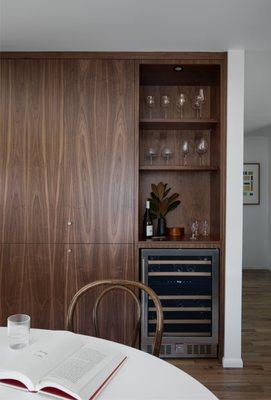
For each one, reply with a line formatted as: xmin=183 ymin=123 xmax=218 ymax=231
xmin=146 ymin=225 xmax=153 ymax=237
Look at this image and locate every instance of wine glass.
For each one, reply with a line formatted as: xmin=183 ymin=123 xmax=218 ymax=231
xmin=147 ymin=148 xmax=158 ymax=165
xmin=196 ymin=137 xmax=208 ymax=166
xmin=161 ymin=148 xmax=173 ymax=164
xmin=176 ymin=93 xmax=186 ymax=119
xmin=193 ymin=89 xmax=205 ymax=119
xmin=190 ymin=220 xmax=199 ymax=240
xmin=160 ymin=95 xmax=170 ymax=119
xmin=181 ymin=140 xmax=192 ymax=166
xmin=145 ymin=95 xmax=155 ymax=118
xmin=202 ymin=220 xmax=209 ymax=237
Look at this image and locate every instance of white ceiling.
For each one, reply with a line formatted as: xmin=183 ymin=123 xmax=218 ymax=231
xmin=1 ymin=0 xmax=271 ymax=52
xmin=1 ymin=0 xmax=271 ymax=134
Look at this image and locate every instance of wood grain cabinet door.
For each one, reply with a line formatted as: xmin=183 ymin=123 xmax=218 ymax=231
xmin=65 ymin=244 xmax=135 ymax=345
xmin=0 ymin=61 xmax=28 ymax=243
xmin=63 ymin=60 xmax=135 ymax=243
xmin=0 ymin=244 xmax=66 ymax=329
xmin=0 ymin=60 xmax=65 ymax=244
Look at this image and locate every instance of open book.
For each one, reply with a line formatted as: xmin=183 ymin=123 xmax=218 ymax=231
xmin=0 ymin=331 xmax=127 ymax=400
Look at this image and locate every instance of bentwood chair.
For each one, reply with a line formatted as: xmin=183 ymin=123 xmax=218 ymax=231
xmin=65 ymin=279 xmax=164 ymax=357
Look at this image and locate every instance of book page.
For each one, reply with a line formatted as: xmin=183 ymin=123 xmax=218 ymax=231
xmin=41 ymin=344 xmax=126 ymax=400
xmin=48 ymin=347 xmax=106 ymax=384
xmin=0 ymin=331 xmax=83 ymax=389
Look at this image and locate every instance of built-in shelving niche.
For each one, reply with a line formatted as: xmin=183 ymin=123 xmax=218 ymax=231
xmin=138 ymin=63 xmax=222 ymax=244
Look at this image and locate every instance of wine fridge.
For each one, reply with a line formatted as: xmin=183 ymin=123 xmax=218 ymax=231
xmin=141 ymin=248 xmax=219 ymax=358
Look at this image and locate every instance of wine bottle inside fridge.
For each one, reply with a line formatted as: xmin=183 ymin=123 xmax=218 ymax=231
xmin=143 ymin=201 xmax=153 ymax=239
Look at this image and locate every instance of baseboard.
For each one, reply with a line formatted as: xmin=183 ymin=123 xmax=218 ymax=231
xmin=243 ymin=266 xmax=270 ymax=270
xmin=222 ymin=357 xmax=243 ymax=368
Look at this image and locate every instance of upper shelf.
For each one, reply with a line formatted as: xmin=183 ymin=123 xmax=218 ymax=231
xmin=139 ymin=165 xmax=218 ymax=172
xmin=140 ymin=64 xmax=220 ymax=86
xmin=139 ymin=118 xmax=219 ymax=130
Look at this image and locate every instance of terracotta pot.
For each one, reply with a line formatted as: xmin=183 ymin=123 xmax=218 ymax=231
xmin=166 ymin=227 xmax=185 ymax=238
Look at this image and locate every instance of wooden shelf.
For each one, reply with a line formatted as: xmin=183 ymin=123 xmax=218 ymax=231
xmin=138 ymin=236 xmax=221 ymax=249
xmin=139 ymin=165 xmax=218 ymax=171
xmin=140 ymin=118 xmax=218 ymax=130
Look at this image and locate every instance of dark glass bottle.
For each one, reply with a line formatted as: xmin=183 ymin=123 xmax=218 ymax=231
xmin=143 ymin=201 xmax=153 ymax=239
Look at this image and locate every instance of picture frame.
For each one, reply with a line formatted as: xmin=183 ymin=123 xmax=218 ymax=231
xmin=243 ymin=163 xmax=260 ymax=205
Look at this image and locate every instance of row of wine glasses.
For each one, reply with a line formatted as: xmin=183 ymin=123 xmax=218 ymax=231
xmin=145 ymin=89 xmax=205 ymax=119
xmin=190 ymin=220 xmax=209 ymax=240
xmin=147 ymin=138 xmax=208 ymax=166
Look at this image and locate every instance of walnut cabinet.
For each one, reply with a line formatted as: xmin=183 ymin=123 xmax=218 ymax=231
xmin=0 ymin=52 xmax=226 ymax=357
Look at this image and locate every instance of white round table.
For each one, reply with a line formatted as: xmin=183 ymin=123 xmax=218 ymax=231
xmin=0 ymin=328 xmax=218 ymax=400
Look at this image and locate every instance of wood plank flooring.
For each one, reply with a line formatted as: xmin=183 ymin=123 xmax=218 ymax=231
xmin=170 ymin=270 xmax=271 ymax=399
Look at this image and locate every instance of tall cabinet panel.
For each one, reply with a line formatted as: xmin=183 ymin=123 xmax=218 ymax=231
xmin=65 ymin=244 xmax=135 ymax=345
xmin=0 ymin=57 xmax=137 ymax=341
xmin=0 ymin=60 xmax=65 ymax=244
xmin=63 ymin=60 xmax=135 ymax=243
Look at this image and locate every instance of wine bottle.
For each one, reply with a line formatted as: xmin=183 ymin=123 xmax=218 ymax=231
xmin=143 ymin=201 xmax=153 ymax=239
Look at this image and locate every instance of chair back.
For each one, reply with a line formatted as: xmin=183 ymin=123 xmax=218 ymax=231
xmin=66 ymin=279 xmax=163 ymax=357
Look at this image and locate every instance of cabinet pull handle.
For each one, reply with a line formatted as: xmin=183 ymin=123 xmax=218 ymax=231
xmin=67 ymin=249 xmax=72 ymax=253
xmin=67 ymin=221 xmax=73 ymax=226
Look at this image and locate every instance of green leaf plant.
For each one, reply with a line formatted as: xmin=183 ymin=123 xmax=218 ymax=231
xmin=148 ymin=182 xmax=181 ymax=220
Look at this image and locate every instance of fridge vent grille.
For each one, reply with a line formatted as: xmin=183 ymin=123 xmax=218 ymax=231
xmin=187 ymin=344 xmax=212 ymax=355
xmin=148 ymin=344 xmax=172 ymax=355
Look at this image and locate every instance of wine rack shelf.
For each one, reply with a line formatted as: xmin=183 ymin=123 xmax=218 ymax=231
xmin=141 ymin=248 xmax=219 ymax=358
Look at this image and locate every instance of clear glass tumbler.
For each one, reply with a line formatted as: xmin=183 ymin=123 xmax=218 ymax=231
xmin=7 ymin=314 xmax=30 ymax=349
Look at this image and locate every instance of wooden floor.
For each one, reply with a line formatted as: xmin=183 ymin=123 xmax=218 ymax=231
xmin=170 ymin=270 xmax=271 ymax=399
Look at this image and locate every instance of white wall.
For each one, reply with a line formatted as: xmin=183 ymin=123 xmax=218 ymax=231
xmin=245 ymin=51 xmax=271 ymax=133
xmin=243 ymin=136 xmax=270 ymax=269
xmin=223 ymin=50 xmax=244 ymax=369
xmin=269 ymin=137 xmax=271 ymax=268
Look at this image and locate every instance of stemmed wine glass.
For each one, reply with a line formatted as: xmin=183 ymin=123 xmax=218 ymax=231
xmin=161 ymin=148 xmax=173 ymax=165
xmin=181 ymin=140 xmax=192 ymax=166
xmin=202 ymin=220 xmax=209 ymax=237
xmin=160 ymin=95 xmax=170 ymax=119
xmin=196 ymin=137 xmax=208 ymax=166
xmin=147 ymin=148 xmax=158 ymax=165
xmin=193 ymin=89 xmax=205 ymax=119
xmin=145 ymin=95 xmax=155 ymax=118
xmin=176 ymin=93 xmax=186 ymax=119
xmin=190 ymin=220 xmax=199 ymax=240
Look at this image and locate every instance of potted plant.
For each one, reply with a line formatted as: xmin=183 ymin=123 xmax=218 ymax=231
xmin=148 ymin=182 xmax=181 ymax=236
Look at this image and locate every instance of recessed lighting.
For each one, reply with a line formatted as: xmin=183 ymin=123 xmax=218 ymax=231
xmin=173 ymin=66 xmax=184 ymax=72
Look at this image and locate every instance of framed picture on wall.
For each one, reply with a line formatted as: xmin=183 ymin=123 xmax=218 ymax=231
xmin=243 ymin=163 xmax=260 ymax=205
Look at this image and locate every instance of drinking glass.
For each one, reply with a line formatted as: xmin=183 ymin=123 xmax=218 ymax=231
xmin=145 ymin=95 xmax=155 ymax=118
xmin=176 ymin=93 xmax=186 ymax=119
xmin=7 ymin=314 xmax=30 ymax=349
xmin=161 ymin=148 xmax=173 ymax=164
xmin=202 ymin=220 xmax=209 ymax=237
xmin=160 ymin=95 xmax=170 ymax=119
xmin=196 ymin=137 xmax=208 ymax=166
xmin=181 ymin=140 xmax=192 ymax=166
xmin=190 ymin=220 xmax=199 ymax=240
xmin=147 ymin=148 xmax=158 ymax=165
xmin=193 ymin=89 xmax=205 ymax=119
